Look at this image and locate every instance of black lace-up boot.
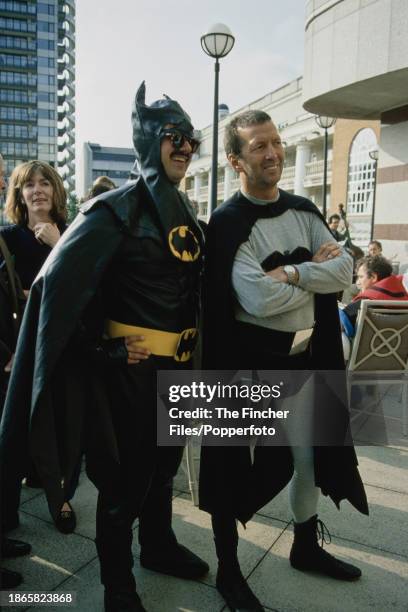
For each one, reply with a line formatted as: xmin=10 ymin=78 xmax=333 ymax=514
xmin=213 ymin=514 xmax=264 ymax=611
xmin=289 ymin=515 xmax=361 ymax=581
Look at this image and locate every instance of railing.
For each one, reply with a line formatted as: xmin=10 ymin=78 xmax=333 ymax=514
xmin=187 ymin=185 xmax=212 ymax=200
xmin=305 ymin=159 xmax=332 ymax=177
xmin=186 ymin=157 xmax=350 ymax=209
xmin=281 ymin=165 xmax=295 ymax=179
xmin=343 ymin=214 xmax=371 ymax=246
xmin=57 ymin=0 xmax=76 ymax=195
xmin=279 ymin=165 xmax=296 ymax=189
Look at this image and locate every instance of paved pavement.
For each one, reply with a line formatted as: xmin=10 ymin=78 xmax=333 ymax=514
xmin=2 ymin=387 xmax=407 ymax=612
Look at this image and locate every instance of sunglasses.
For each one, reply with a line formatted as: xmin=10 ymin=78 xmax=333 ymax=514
xmin=162 ymin=129 xmax=200 ymax=154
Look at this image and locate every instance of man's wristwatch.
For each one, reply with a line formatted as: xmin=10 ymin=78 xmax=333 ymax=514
xmin=283 ymin=265 xmax=298 ymax=285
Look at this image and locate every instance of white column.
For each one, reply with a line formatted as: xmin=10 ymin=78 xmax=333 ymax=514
xmin=223 ymin=164 xmax=233 ymax=201
xmin=294 ymin=139 xmax=311 ymax=196
xmin=193 ymin=173 xmax=201 ymax=202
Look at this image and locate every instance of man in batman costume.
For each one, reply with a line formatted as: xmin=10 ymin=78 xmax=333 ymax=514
xmin=199 ymin=110 xmax=368 ymax=612
xmin=0 ymin=82 xmax=208 ymax=611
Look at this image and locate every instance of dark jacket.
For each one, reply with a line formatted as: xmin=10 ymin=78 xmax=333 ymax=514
xmin=0 ymin=234 xmax=25 ymax=412
xmin=0 ymin=223 xmax=67 ymax=290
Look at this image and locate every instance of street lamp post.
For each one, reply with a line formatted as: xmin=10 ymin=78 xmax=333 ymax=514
xmin=369 ymin=148 xmax=379 ymax=241
xmin=314 ymin=115 xmax=336 ymax=219
xmin=201 ymin=24 xmax=235 ymax=214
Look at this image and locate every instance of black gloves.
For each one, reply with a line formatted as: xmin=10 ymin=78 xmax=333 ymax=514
xmin=69 ymin=322 xmax=128 ymax=367
xmin=90 ymin=337 xmax=129 ymax=367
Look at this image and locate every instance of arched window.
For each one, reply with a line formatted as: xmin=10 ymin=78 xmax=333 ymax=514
xmin=347 ymin=128 xmax=377 ymax=214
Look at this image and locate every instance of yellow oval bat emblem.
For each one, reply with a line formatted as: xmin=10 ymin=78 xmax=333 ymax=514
xmin=168 ymin=225 xmax=200 ymax=262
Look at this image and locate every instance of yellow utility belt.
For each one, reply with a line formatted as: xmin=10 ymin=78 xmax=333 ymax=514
xmin=105 ymin=320 xmax=198 ymax=362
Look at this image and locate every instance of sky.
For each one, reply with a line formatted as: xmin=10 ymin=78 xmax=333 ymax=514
xmin=75 ymin=0 xmax=306 ymax=153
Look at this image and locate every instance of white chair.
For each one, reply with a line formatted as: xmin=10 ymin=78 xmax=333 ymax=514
xmin=185 ymin=440 xmax=199 ymax=506
xmin=182 ymin=440 xmax=199 ymax=505
xmin=347 ymin=299 xmax=408 ymax=437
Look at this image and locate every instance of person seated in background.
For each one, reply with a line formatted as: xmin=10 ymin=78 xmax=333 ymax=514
xmin=339 ymin=255 xmax=408 ymax=358
xmin=367 ymin=240 xmax=382 ymax=257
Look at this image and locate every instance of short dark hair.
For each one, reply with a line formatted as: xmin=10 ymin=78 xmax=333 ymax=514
xmin=81 ymin=175 xmax=117 ymax=203
xmin=328 ymin=214 xmax=341 ymax=223
xmin=224 ymin=110 xmax=272 ymax=157
xmin=356 ymin=255 xmax=393 ymax=280
xmin=368 ymin=240 xmax=382 ymax=250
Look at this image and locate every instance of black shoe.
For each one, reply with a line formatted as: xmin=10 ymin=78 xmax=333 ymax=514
xmin=104 ymin=588 xmax=147 ymax=612
xmin=140 ymin=543 xmax=209 ymax=579
xmin=290 ymin=515 xmax=361 ymax=581
xmin=2 ymin=537 xmax=32 ymax=558
xmin=216 ymin=567 xmax=264 ymax=611
xmin=54 ymin=502 xmax=77 ymax=534
xmin=1 ymin=567 xmax=23 ymax=589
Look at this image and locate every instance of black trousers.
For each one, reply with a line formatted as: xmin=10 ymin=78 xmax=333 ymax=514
xmin=93 ymin=356 xmax=186 ymax=589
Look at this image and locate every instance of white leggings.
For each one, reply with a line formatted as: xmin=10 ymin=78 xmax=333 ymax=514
xmin=282 ymin=377 xmax=320 ymax=524
xmin=288 ymin=445 xmax=319 ymax=524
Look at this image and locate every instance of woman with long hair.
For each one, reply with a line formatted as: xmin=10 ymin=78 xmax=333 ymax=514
xmin=2 ymin=160 xmax=67 ymax=293
xmin=0 ymin=161 xmax=77 ymax=535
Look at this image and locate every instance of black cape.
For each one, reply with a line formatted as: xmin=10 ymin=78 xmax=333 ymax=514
xmin=199 ymin=190 xmax=368 ymax=523
xmin=0 ymin=179 xmax=197 ymax=520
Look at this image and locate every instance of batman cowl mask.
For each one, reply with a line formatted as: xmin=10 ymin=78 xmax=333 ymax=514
xmin=131 ymin=81 xmax=202 ymax=260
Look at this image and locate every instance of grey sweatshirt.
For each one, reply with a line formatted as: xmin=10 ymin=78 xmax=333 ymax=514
xmin=231 ymin=190 xmax=353 ymax=332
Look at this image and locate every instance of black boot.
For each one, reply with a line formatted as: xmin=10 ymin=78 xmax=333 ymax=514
xmin=289 ymin=515 xmax=361 ymax=581
xmin=2 ymin=537 xmax=31 ymax=558
xmin=1 ymin=567 xmax=23 ymax=589
xmin=139 ymin=465 xmax=208 ymax=579
xmin=140 ymin=543 xmax=209 ymax=580
xmin=104 ymin=588 xmax=147 ymax=612
xmin=213 ymin=514 xmax=264 ymax=612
